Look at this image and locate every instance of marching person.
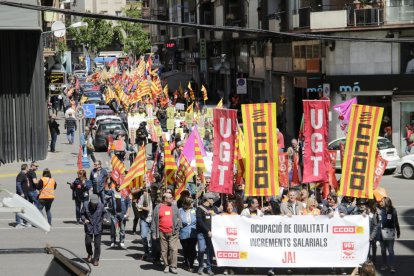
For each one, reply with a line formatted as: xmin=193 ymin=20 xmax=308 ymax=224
xmin=113 ymin=132 xmax=127 ymax=162
xmin=90 ymin=160 xmax=108 ymax=203
xmin=84 ymin=128 xmax=96 ymax=163
xmin=378 ymin=197 xmax=400 ymax=273
xmin=196 ymin=193 xmax=218 ymax=276
xmin=26 ymin=161 xmax=40 ymax=206
xmin=151 ymin=193 xmax=181 ymax=274
xmin=137 ymin=187 xmax=153 ymax=260
xmin=301 ymin=198 xmax=321 ymax=215
xmin=241 ymin=197 xmax=264 ymax=217
xmin=355 ymin=198 xmax=378 ymax=261
xmin=81 ymin=194 xmax=106 ymax=267
xmin=70 ymin=170 xmax=92 ymax=224
xmin=280 ymin=190 xmax=303 ymax=216
xmin=37 ymin=168 xmax=57 ymax=226
xmin=179 ymin=197 xmax=198 ymax=272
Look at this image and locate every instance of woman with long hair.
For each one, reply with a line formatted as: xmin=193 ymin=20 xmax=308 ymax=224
xmin=378 ymin=197 xmax=401 ymax=273
xmin=70 ymin=170 xmax=92 ymax=224
xmin=37 ymin=169 xmax=57 ymax=225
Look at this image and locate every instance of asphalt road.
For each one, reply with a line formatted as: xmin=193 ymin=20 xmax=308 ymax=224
xmin=0 ymin=115 xmax=413 ymax=276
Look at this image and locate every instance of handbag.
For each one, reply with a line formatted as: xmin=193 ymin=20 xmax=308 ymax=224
xmin=381 ymin=228 xmax=396 ymax=240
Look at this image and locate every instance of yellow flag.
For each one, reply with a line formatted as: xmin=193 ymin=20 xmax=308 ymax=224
xmin=201 ymin=85 xmax=208 ymax=101
xmin=216 ymin=98 xmax=223 ymax=108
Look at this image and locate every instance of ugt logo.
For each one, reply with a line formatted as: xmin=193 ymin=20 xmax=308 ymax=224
xmin=226 ymin=227 xmax=238 ymax=245
xmin=341 ymin=242 xmax=355 ymax=260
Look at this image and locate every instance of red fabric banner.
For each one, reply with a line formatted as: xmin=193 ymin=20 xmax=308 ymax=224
xmin=328 ymin=150 xmax=339 ymax=189
xmin=291 ymin=155 xmax=301 ymax=187
xmin=210 ymin=109 xmax=237 ymax=194
xmin=302 ymin=100 xmax=330 ymax=183
xmin=373 ymin=156 xmax=388 ymax=189
xmin=278 ymin=153 xmax=289 ymax=188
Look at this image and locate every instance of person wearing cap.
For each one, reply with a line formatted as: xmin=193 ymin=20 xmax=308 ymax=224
xmin=48 ymin=114 xmax=60 ymax=152
xmin=81 ymin=194 xmax=106 ymax=267
xmin=196 ymin=192 xmax=218 ymax=276
xmin=151 ymin=193 xmax=182 ymax=274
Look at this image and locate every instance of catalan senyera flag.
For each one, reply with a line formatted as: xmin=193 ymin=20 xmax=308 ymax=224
xmin=201 ymin=85 xmax=208 ymax=101
xmin=105 ymin=86 xmax=117 ymax=104
xmin=111 ymin=154 xmax=126 ymax=175
xmin=137 ymin=57 xmax=146 ymax=76
xmin=186 ymin=102 xmax=194 ymax=113
xmin=188 ymin=82 xmax=195 ymax=100
xmin=131 ymin=175 xmax=143 ymax=189
xmin=242 ymin=103 xmax=279 ymax=196
xmin=339 ymin=104 xmax=384 ymax=199
xmin=119 ymin=146 xmax=146 ymax=190
xmin=216 ymin=98 xmax=223 ymax=108
xmin=163 ymin=84 xmax=169 ymax=98
xmin=164 ymin=141 xmax=177 ymax=186
xmin=194 ymin=136 xmax=206 ymax=171
xmin=175 ymin=155 xmax=195 ymax=200
xmin=151 ymin=75 xmax=162 ymax=97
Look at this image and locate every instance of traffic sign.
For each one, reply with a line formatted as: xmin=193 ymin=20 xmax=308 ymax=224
xmin=83 ymin=104 xmax=96 ymax=119
xmin=75 ymin=107 xmax=85 ymax=120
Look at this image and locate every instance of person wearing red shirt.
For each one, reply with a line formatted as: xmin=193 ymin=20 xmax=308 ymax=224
xmin=151 ymin=193 xmax=182 ymax=274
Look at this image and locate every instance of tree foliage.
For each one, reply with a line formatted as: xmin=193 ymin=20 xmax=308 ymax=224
xmin=68 ymin=17 xmax=114 ymax=54
xmin=118 ymin=8 xmax=151 ymax=55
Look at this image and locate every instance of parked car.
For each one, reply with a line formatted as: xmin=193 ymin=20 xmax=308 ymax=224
xmin=83 ymin=91 xmax=103 ymax=100
xmin=95 ymin=105 xmax=115 ymax=117
xmin=396 ymin=154 xmax=414 ymax=179
xmin=328 ymin=136 xmax=400 ymax=172
xmin=93 ymin=121 xmax=128 ymax=151
xmin=92 ymin=115 xmax=122 ymax=130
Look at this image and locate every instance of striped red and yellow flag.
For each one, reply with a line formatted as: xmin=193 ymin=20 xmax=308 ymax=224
xmin=163 ymin=84 xmax=169 ymax=98
xmin=186 ymin=102 xmax=194 ymax=113
xmin=151 ymin=75 xmax=162 ymax=97
xmin=216 ymin=98 xmax=223 ymax=108
xmin=115 ymin=84 xmax=130 ymax=107
xmin=194 ymin=137 xmax=206 ymax=171
xmin=119 ymin=146 xmax=146 ymax=190
xmin=105 ymin=86 xmax=117 ymax=104
xmin=164 ymin=141 xmax=177 ymax=186
xmin=242 ymin=103 xmax=279 ymax=196
xmin=175 ymin=155 xmax=195 ymax=200
xmin=188 ymin=82 xmax=195 ymax=100
xmin=201 ymin=85 xmax=208 ymax=101
xmin=339 ymin=104 xmax=383 ymax=199
xmin=139 ymin=80 xmax=152 ymax=98
xmin=111 ymin=154 xmax=126 ymax=175
xmin=137 ymin=57 xmax=146 ymax=76
xmin=131 ymin=175 xmax=144 ymax=189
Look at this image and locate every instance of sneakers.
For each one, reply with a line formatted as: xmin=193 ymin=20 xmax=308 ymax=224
xmin=169 ymin=267 xmax=178 ymax=274
xmin=207 ymin=270 xmax=214 ymax=276
xmin=198 ymin=267 xmax=204 ymax=275
xmin=120 ymin=242 xmax=126 ymax=249
xmin=25 ymin=223 xmax=32 ymax=228
xmin=380 ymin=265 xmax=388 ymax=271
xmin=228 ymin=269 xmax=235 ymax=275
xmin=15 ymin=224 xmax=25 ymax=229
xmin=223 ymin=269 xmax=228 ymax=275
xmin=110 ymin=243 xmax=115 ymax=248
xmin=390 ymin=266 xmax=396 ymax=273
xmin=268 ymin=269 xmax=275 ymax=275
xmin=163 ymin=266 xmax=169 ymax=273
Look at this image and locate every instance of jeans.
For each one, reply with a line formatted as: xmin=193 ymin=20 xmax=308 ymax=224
xmin=180 ymin=238 xmax=197 ymax=268
xmin=67 ymin=128 xmax=75 ymax=144
xmin=27 ymin=190 xmax=39 ymax=206
xmin=380 ymin=239 xmax=395 ymax=267
xmin=85 ymin=234 xmax=101 ymax=261
xmin=75 ymin=199 xmax=88 ymax=222
xmin=110 ymin=213 xmax=126 ymax=243
xmin=50 ymin=132 xmax=57 ymax=152
xmin=140 ymin=219 xmax=151 ymax=254
xmin=197 ymin=232 xmax=214 ymax=271
xmin=37 ymin=198 xmax=54 ymax=225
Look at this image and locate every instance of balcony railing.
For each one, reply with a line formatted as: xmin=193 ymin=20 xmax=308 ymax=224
xmin=141 ymin=7 xmax=150 ymax=19
xmin=351 ymin=7 xmax=384 ymax=26
xmin=293 ymin=7 xmax=311 ymax=29
xmin=385 ymin=0 xmax=414 ymax=24
xmin=43 ymin=35 xmax=55 ymax=51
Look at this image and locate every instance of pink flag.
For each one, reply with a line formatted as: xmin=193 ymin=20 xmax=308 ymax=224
xmin=333 ymin=97 xmax=357 ymax=134
xmin=182 ymin=126 xmax=206 ymax=163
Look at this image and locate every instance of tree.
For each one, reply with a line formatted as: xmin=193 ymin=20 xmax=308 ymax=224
xmin=68 ymin=17 xmax=114 ymax=56
xmin=118 ymin=8 xmax=151 ymax=56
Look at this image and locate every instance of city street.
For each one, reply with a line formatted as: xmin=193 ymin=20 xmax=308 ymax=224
xmin=0 ymin=116 xmax=413 ymax=276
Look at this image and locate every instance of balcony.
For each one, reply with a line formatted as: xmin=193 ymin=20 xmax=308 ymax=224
xmin=141 ymin=7 xmax=150 ymax=19
xmin=385 ymin=0 xmax=414 ymax=24
xmin=43 ymin=35 xmax=56 ymax=57
xmin=151 ymin=35 xmax=166 ymax=45
xmin=293 ymin=4 xmax=384 ymax=30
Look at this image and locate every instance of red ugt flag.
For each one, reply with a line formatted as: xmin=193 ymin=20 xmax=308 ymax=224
xmin=210 ymin=109 xmax=237 ymax=194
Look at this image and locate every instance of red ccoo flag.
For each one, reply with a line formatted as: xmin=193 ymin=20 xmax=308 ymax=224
xmin=119 ymin=146 xmax=146 ymax=189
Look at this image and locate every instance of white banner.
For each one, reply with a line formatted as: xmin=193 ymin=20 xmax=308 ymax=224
xmin=212 ymin=215 xmax=369 ymax=268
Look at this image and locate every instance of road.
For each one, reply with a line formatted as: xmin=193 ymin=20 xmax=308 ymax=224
xmin=0 ymin=115 xmax=413 ymax=276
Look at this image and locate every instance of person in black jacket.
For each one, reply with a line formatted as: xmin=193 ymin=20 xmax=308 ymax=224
xmin=48 ymin=115 xmax=60 ymax=152
xmin=81 ymin=194 xmax=106 ymax=267
xmin=196 ymin=192 xmax=218 ymax=276
xmin=65 ymin=113 xmax=77 ymax=144
xmin=71 ymin=170 xmax=92 ymax=224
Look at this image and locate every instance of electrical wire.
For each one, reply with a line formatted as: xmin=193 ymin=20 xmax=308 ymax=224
xmin=1 ymin=0 xmax=414 ymax=43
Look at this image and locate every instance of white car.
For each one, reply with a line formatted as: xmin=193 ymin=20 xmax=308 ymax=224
xmin=92 ymin=115 xmax=122 ymax=129
xmin=396 ymin=154 xmax=414 ymax=179
xmin=328 ymin=136 xmax=400 ymax=171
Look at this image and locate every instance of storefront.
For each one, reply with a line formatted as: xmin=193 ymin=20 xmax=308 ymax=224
xmin=326 ymin=75 xmax=414 ymax=155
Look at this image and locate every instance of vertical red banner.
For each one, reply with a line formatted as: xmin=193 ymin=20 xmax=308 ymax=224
xmin=210 ymin=109 xmax=237 ymax=194
xmin=303 ymin=100 xmax=330 ymax=183
xmin=278 ymin=153 xmax=289 ymax=188
xmin=373 ymin=156 xmax=388 ymax=189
